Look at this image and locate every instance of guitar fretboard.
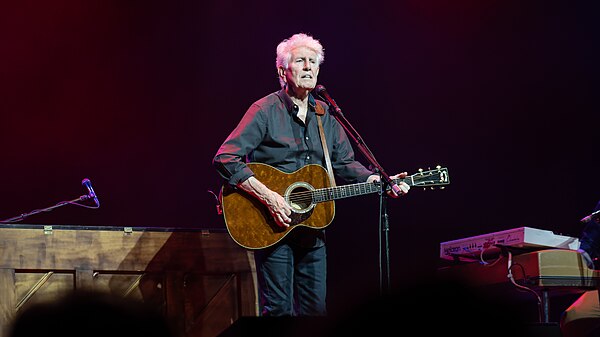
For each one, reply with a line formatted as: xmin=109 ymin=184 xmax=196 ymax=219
xmin=312 ymin=177 xmax=412 ymax=202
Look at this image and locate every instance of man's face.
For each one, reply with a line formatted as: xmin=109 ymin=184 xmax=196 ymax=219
xmin=283 ymin=46 xmax=320 ymax=91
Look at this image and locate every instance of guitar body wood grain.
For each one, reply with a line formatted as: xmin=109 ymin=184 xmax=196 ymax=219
xmin=221 ymin=163 xmax=335 ymax=249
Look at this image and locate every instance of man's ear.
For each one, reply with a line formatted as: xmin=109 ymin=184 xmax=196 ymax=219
xmin=277 ymin=67 xmax=286 ymax=83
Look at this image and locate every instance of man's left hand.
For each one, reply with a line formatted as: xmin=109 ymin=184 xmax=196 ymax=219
xmin=367 ymin=172 xmax=410 ymax=198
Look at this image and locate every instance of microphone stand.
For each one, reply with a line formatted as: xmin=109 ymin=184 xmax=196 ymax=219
xmin=377 ymin=171 xmax=392 ymax=295
xmin=323 ymin=99 xmax=400 ymax=295
xmin=0 ymin=194 xmax=98 ymax=224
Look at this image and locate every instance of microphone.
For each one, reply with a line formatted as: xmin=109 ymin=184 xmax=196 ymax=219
xmin=314 ymin=85 xmax=342 ymax=114
xmin=82 ymin=178 xmax=100 ymax=207
xmin=581 ymin=210 xmax=600 ymax=224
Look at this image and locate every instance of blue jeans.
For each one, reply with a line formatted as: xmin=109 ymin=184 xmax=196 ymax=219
xmin=254 ymin=242 xmax=327 ymax=316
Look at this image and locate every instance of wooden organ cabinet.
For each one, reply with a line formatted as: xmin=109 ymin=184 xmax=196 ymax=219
xmin=0 ymin=224 xmax=258 ymax=337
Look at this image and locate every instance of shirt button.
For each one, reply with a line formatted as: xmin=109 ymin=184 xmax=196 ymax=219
xmin=306 ymin=156 xmax=310 ymax=160
xmin=305 ymin=136 xmax=309 ymax=140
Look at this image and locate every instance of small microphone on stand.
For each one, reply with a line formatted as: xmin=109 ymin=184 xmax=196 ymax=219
xmin=82 ymin=178 xmax=100 ymax=207
xmin=315 ymin=85 xmax=343 ymax=114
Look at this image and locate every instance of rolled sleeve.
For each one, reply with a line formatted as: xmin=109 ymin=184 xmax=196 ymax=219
xmin=213 ymin=157 xmax=254 ymax=187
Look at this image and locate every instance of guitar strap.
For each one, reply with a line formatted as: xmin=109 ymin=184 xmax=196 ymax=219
xmin=315 ymin=102 xmax=336 ymax=187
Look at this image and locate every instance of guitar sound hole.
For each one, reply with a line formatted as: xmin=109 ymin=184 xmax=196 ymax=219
xmin=286 ymin=183 xmax=315 ymax=214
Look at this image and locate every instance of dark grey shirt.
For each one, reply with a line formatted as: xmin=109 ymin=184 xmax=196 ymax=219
xmin=213 ymin=89 xmax=373 ymax=186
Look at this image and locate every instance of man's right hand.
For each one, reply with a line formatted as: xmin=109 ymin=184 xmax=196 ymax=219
xmin=263 ymin=191 xmax=292 ymax=228
xmin=238 ymin=176 xmax=292 ymax=228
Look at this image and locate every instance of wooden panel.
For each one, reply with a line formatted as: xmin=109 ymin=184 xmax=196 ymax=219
xmin=15 ymin=272 xmax=74 ymax=311
xmin=183 ymin=273 xmax=240 ymax=337
xmin=0 ymin=225 xmax=258 ymax=337
xmin=0 ymin=269 xmax=15 ymax=331
xmin=0 ymin=227 xmax=254 ymax=273
xmin=92 ymin=272 xmax=162 ymax=299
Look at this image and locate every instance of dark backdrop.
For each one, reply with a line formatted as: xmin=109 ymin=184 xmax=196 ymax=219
xmin=1 ymin=0 xmax=599 ymax=318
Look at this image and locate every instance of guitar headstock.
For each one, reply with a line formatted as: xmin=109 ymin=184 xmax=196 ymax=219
xmin=411 ymin=165 xmax=450 ymax=189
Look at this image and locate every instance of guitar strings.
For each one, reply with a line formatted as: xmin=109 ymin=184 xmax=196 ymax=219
xmin=287 ymin=181 xmax=382 ymax=203
xmin=286 ymin=172 xmax=444 ymax=203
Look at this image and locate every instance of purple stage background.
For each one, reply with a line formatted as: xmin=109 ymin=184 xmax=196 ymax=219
xmin=1 ymin=1 xmax=598 ymax=317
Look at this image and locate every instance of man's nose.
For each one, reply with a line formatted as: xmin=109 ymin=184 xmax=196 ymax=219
xmin=303 ymin=60 xmax=311 ymax=69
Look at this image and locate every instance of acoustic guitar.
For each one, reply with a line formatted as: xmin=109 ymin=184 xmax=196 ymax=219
xmin=221 ymin=163 xmax=450 ymax=249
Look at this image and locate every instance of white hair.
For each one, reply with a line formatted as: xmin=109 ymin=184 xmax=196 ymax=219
xmin=276 ymin=33 xmax=325 ymax=88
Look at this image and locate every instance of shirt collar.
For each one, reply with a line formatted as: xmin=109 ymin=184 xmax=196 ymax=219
xmin=276 ymin=89 xmax=317 ymax=116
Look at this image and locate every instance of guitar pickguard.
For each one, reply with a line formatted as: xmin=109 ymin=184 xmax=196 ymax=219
xmin=289 ymin=209 xmax=314 ymax=226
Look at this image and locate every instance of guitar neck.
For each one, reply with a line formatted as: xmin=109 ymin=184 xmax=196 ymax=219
xmin=312 ymin=177 xmax=411 ymax=202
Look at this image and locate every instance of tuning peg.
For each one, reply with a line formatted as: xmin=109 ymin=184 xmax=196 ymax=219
xmin=436 ymin=165 xmax=441 ymax=169
xmin=418 ymin=168 xmax=423 ymax=174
